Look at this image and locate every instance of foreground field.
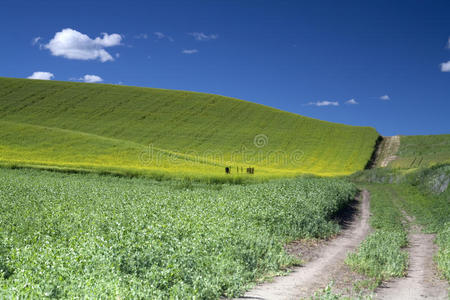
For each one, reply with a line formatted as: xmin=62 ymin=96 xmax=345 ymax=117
xmin=0 ymin=77 xmax=379 ymax=179
xmin=0 ymin=168 xmax=357 ymax=298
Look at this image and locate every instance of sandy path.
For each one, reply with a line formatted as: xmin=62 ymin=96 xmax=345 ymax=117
xmin=237 ymin=190 xmax=371 ymax=300
xmin=379 ymin=135 xmax=400 ymax=167
xmin=375 ymin=214 xmax=449 ymax=300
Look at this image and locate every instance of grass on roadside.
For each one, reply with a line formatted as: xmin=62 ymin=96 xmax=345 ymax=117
xmin=347 ymin=164 xmax=449 ymax=283
xmin=392 ymin=164 xmax=450 ymax=280
xmin=309 ymin=282 xmax=373 ymax=300
xmin=345 ymin=185 xmax=408 ymax=283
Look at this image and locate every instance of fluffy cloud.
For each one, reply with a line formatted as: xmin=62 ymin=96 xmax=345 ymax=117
xmin=380 ymin=94 xmax=390 ymax=100
xmin=307 ymin=101 xmax=339 ymax=106
xmin=345 ymin=98 xmax=358 ymax=105
xmin=27 ymin=71 xmax=54 ymax=80
xmin=189 ymin=32 xmax=218 ymax=41
xmin=440 ymin=61 xmax=450 ymax=72
xmin=44 ymin=28 xmax=122 ymax=62
xmin=80 ymin=74 xmax=103 ymax=83
xmin=182 ymin=49 xmax=198 ymax=54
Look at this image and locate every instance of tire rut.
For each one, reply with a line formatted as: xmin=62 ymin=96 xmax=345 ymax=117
xmin=375 ymin=212 xmax=449 ymax=299
xmin=236 ymin=190 xmax=371 ymax=300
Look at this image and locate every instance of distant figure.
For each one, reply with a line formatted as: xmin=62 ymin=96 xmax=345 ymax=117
xmin=225 ymin=167 xmax=230 ymax=174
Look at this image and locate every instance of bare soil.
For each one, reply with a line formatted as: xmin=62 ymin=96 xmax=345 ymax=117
xmin=378 ymin=135 xmax=401 ymax=167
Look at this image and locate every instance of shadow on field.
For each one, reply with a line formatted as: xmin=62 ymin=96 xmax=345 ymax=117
xmin=333 ymin=198 xmax=359 ymax=230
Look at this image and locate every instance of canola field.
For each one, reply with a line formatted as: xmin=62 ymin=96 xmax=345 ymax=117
xmin=0 ymin=77 xmax=379 ymax=179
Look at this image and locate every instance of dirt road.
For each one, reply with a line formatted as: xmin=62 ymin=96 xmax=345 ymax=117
xmin=375 ymin=214 xmax=449 ymax=300
xmin=237 ymin=190 xmax=371 ymax=300
xmin=379 ymin=135 xmax=401 ymax=167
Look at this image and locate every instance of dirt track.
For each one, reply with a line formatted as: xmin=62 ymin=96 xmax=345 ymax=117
xmin=237 ymin=190 xmax=371 ymax=300
xmin=375 ymin=214 xmax=449 ymax=300
xmin=379 ymin=135 xmax=400 ymax=167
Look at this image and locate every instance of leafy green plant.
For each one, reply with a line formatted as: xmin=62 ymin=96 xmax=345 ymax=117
xmin=0 ymin=168 xmax=357 ymax=298
xmin=345 ymin=185 xmax=408 ymax=282
xmin=310 ymin=282 xmax=373 ymax=300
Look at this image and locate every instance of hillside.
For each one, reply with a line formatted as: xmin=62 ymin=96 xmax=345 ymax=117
xmin=384 ymin=135 xmax=450 ymax=169
xmin=0 ymin=77 xmax=379 ymax=178
xmin=391 ymin=134 xmax=450 ymax=169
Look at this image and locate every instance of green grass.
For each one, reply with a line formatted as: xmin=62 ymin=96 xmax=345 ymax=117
xmin=393 ymin=182 xmax=450 ymax=280
xmin=0 ymin=167 xmax=357 ymax=298
xmin=310 ymin=282 xmax=373 ymax=300
xmin=390 ymin=135 xmax=450 ymax=169
xmin=345 ymin=184 xmax=408 ymax=282
xmin=0 ymin=77 xmax=379 ymax=179
xmin=393 ymin=164 xmax=450 ymax=280
xmin=348 ymin=164 xmax=450 ymax=282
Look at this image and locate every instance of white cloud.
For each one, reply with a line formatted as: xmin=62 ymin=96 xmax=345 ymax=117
xmin=307 ymin=101 xmax=339 ymax=106
xmin=440 ymin=61 xmax=450 ymax=72
xmin=189 ymin=32 xmax=218 ymax=41
xmin=380 ymin=94 xmax=390 ymax=100
xmin=439 ymin=37 xmax=450 ymax=72
xmin=154 ymin=32 xmax=165 ymax=39
xmin=154 ymin=32 xmax=174 ymax=42
xmin=134 ymin=33 xmax=148 ymax=39
xmin=345 ymin=98 xmax=358 ymax=105
xmin=80 ymin=74 xmax=103 ymax=83
xmin=182 ymin=49 xmax=198 ymax=54
xmin=27 ymin=71 xmax=54 ymax=80
xmin=31 ymin=36 xmax=41 ymax=45
xmin=44 ymin=28 xmax=122 ymax=62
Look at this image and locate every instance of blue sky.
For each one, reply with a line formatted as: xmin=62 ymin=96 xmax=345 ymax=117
xmin=1 ymin=0 xmax=449 ymax=136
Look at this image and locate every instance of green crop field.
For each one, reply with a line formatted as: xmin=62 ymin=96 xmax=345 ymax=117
xmin=0 ymin=168 xmax=357 ymax=298
xmin=0 ymin=77 xmax=379 ymax=179
xmin=389 ymin=135 xmax=450 ymax=169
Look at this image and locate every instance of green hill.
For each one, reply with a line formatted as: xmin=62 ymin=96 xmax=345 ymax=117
xmin=390 ymin=135 xmax=450 ymax=169
xmin=0 ymin=77 xmax=379 ymax=179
